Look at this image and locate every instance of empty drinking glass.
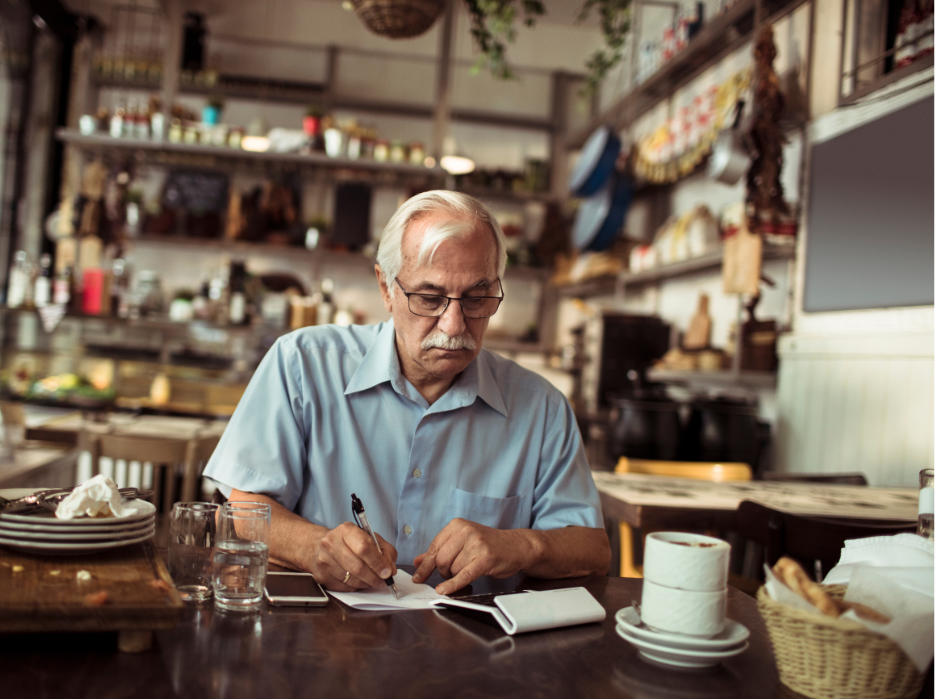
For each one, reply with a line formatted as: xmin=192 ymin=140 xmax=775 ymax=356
xmin=168 ymin=502 xmax=219 ymax=602
xmin=213 ymin=501 xmax=271 ymax=612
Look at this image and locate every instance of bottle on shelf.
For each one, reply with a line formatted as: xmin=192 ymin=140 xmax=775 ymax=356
xmin=52 ymin=266 xmax=72 ymax=308
xmin=317 ymin=278 xmax=334 ymax=325
xmin=6 ymin=251 xmax=31 ymax=308
xmin=33 ymin=254 xmax=52 ymax=308
xmin=110 ymin=102 xmax=125 ymax=138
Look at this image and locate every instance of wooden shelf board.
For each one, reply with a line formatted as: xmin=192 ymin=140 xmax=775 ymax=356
xmin=553 ymin=244 xmax=794 ymax=298
xmin=56 ymin=129 xmax=445 ymax=177
xmin=647 ymin=367 xmax=777 ymax=388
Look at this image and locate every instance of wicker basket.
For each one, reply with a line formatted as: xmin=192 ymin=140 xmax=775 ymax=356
xmin=757 ymin=585 xmax=923 ymax=699
xmin=351 ymin=0 xmax=445 ymax=39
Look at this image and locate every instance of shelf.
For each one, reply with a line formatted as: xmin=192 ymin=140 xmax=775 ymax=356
xmin=568 ymin=0 xmax=811 ymax=148
xmin=647 ymin=367 xmax=777 ymax=389
xmin=485 ymin=338 xmax=550 ymax=354
xmin=555 ymin=244 xmax=795 ymax=298
xmin=56 ymin=129 xmax=446 ymax=178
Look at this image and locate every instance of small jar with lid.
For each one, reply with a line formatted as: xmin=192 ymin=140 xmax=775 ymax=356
xmin=373 ymin=140 xmax=390 ymax=162
xmin=389 ymin=140 xmax=406 ymax=163
xmin=408 ymin=142 xmax=425 ymax=166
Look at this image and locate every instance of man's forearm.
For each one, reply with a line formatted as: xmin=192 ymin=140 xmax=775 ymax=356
xmin=518 ymin=526 xmax=611 ymax=579
xmin=228 ymin=489 xmax=325 ymax=572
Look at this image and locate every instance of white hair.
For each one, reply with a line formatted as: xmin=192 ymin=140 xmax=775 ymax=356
xmin=376 ymin=190 xmax=508 ymax=287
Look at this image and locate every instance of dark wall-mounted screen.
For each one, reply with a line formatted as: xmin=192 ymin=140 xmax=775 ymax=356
xmin=803 ymin=97 xmax=934 ymax=312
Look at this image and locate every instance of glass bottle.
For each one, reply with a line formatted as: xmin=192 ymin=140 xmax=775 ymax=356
xmin=918 ymin=468 xmax=933 ymax=540
xmin=33 ymin=254 xmax=52 ymax=308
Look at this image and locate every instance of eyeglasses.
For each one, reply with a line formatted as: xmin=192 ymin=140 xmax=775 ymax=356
xmin=394 ymin=279 xmax=504 ymax=319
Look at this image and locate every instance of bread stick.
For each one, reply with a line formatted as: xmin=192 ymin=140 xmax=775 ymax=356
xmin=772 ymin=557 xmax=840 ymax=617
xmin=835 ymin=600 xmax=891 ymax=624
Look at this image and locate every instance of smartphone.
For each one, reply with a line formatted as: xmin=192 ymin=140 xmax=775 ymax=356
xmin=264 ymin=572 xmax=329 ymax=606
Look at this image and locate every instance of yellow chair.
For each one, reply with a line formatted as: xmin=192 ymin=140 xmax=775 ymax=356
xmin=615 ymin=457 xmax=752 ymax=578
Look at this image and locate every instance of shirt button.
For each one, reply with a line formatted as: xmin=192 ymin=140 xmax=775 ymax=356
xmin=404 ymin=525 xmax=413 ymax=535
xmin=413 ymin=469 xmax=422 ymax=478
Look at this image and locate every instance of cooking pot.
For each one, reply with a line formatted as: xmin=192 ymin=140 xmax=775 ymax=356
xmin=707 ymin=100 xmax=750 ymax=185
xmin=568 ymin=126 xmax=622 ymax=197
xmin=611 ymin=397 xmax=682 ymax=461
xmin=680 ymin=396 xmax=759 ymax=466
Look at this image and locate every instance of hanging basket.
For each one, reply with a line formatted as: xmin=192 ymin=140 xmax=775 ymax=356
xmin=351 ymin=0 xmax=446 ymax=39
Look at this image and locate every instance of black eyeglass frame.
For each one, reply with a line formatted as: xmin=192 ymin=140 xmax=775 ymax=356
xmin=394 ymin=278 xmax=505 ymax=319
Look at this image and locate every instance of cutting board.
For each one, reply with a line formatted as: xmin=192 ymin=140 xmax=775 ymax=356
xmin=0 ymin=540 xmax=183 ymax=633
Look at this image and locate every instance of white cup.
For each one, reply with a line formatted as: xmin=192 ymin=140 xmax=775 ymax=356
xmin=641 ymin=579 xmax=727 ymax=637
xmin=643 ymin=532 xmax=731 ymax=592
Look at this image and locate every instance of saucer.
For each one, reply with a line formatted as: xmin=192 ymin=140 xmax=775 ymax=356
xmin=615 ymin=606 xmax=750 ymax=651
xmin=615 ymin=624 xmax=749 ymax=668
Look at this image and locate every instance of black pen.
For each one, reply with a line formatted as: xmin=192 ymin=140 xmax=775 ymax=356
xmin=351 ymin=493 xmax=398 ymax=599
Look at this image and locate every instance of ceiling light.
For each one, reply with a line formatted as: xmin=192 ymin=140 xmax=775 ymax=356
xmin=241 ymin=136 xmax=270 ymax=152
xmin=440 ymin=155 xmax=475 ymax=175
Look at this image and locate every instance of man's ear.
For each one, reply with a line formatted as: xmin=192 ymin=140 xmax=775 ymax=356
xmin=375 ymin=265 xmax=393 ymax=313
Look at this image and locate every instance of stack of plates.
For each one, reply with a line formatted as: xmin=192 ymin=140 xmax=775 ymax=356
xmin=615 ymin=606 xmax=750 ymax=668
xmin=0 ymin=489 xmax=156 ymax=554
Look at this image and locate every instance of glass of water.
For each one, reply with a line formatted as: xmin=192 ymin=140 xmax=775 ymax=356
xmin=213 ymin=501 xmax=271 ymax=612
xmin=918 ymin=468 xmax=934 ymax=541
xmin=168 ymin=502 xmax=219 ymax=602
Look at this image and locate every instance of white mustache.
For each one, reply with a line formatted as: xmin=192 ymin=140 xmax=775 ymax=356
xmin=421 ymin=328 xmax=477 ymax=351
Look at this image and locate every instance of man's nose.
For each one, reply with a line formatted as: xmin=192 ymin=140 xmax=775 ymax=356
xmin=437 ymin=298 xmax=467 ymax=336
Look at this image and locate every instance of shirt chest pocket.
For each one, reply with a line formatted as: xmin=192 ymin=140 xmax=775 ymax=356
xmin=446 ymin=487 xmax=529 ymax=530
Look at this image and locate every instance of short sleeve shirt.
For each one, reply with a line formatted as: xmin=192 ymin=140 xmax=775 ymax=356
xmin=203 ymin=320 xmax=603 ymax=564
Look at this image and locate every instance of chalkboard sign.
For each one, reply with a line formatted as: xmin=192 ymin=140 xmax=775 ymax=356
xmin=803 ymin=97 xmax=933 ymax=312
xmin=162 ymin=170 xmax=229 ymax=212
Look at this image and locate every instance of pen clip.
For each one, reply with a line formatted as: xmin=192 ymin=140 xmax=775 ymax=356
xmin=351 ymin=493 xmax=364 ymax=528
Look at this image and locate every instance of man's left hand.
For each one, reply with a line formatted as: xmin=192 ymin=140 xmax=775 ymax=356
xmin=411 ymin=518 xmax=540 ymax=595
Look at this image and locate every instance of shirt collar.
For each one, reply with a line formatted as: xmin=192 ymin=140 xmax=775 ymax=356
xmin=344 ymin=321 xmax=509 ymax=418
xmin=344 ymin=321 xmax=402 ymax=396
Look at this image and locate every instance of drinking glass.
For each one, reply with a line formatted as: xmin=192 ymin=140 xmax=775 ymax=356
xmin=168 ymin=502 xmax=219 ymax=602
xmin=213 ymin=502 xmax=271 ymax=612
xmin=918 ymin=468 xmax=933 ymax=541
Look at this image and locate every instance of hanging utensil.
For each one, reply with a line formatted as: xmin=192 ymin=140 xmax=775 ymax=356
xmin=707 ymin=100 xmax=750 ymax=185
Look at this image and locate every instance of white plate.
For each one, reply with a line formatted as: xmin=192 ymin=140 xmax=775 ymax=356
xmin=615 ymin=625 xmax=749 ymax=668
xmin=0 ymin=521 xmax=155 ymax=541
xmin=0 ymin=496 xmax=156 ymax=526
xmin=0 ymin=514 xmax=155 ymax=534
xmin=0 ymin=527 xmax=154 ymax=554
xmin=615 ymin=607 xmax=750 ymax=651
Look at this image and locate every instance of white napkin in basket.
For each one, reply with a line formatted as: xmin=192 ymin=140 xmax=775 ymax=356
xmin=765 ymin=534 xmax=934 ymax=672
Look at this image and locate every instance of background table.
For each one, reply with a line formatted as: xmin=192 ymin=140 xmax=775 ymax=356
xmin=593 ymin=471 xmax=919 ymax=531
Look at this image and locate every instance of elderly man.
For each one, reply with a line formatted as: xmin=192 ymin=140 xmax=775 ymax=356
xmin=204 ymin=190 xmax=610 ymax=596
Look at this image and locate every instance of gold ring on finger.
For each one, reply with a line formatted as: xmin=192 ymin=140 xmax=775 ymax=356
xmin=342 ymin=571 xmax=351 ymax=584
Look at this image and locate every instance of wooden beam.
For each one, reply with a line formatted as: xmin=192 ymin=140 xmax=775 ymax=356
xmin=432 ymin=3 xmax=455 ymax=161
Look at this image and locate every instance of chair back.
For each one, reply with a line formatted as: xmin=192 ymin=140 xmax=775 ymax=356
xmin=761 ymin=471 xmax=868 ymax=486
xmin=180 ymin=433 xmax=221 ymax=502
xmin=616 ymin=457 xmax=752 ymax=482
xmin=736 ymin=500 xmax=916 ymax=577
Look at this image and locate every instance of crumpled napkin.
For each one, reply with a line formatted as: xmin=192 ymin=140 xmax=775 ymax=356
xmin=765 ymin=534 xmax=934 ymax=672
xmin=55 ymin=474 xmax=131 ymax=519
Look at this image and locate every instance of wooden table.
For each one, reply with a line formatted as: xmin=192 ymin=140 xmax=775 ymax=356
xmin=0 ymin=565 xmax=799 ymax=699
xmin=0 ymin=446 xmax=78 ymax=489
xmin=593 ymin=471 xmax=920 ymax=531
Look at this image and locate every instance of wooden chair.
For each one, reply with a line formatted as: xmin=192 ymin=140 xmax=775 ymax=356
xmin=762 ymin=471 xmax=868 ymax=486
xmin=736 ymin=500 xmax=916 ymax=581
xmin=615 ymin=457 xmax=753 ymax=577
xmin=83 ymin=430 xmax=220 ymax=515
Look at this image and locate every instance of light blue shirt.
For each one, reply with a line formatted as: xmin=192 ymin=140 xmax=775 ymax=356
xmin=204 ymin=321 xmax=603 ymax=564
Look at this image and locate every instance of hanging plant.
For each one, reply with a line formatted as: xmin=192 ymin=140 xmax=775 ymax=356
xmin=577 ymin=0 xmax=632 ymax=97
xmin=463 ymin=0 xmax=546 ymax=79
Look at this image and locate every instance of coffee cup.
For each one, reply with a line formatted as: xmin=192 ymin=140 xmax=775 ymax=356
xmin=641 ymin=579 xmax=727 ymax=637
xmin=643 ymin=532 xmax=730 ymax=592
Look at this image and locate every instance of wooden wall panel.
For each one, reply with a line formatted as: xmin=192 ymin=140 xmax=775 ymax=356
xmin=777 ymin=339 xmax=934 ymax=487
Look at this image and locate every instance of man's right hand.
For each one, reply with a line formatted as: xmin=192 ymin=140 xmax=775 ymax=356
xmin=228 ymin=489 xmax=397 ymax=592
xmin=308 ymin=521 xmax=398 ymax=591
